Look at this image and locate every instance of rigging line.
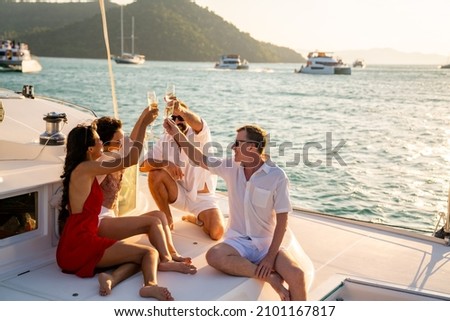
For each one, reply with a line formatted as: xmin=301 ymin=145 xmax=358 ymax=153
xmin=99 ymin=0 xmax=119 ymax=119
xmin=446 ymin=182 xmax=450 ymax=232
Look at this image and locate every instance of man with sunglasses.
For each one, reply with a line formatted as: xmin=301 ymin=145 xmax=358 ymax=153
xmin=140 ymin=100 xmax=224 ymax=241
xmin=163 ymin=117 xmax=309 ymax=301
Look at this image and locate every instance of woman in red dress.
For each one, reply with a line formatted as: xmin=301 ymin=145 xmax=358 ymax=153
xmin=56 ymin=106 xmax=174 ymax=301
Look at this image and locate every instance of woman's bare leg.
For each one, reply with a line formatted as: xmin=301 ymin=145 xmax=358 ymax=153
xmin=145 ymin=211 xmax=191 ymax=263
xmin=98 ymin=215 xmax=196 ymax=274
xmin=97 ymin=241 xmax=173 ymax=300
xmin=98 ymin=215 xmax=172 ymax=261
xmin=98 ymin=263 xmax=139 ymax=296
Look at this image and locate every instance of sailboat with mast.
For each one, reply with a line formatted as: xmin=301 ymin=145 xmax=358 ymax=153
xmin=113 ymin=6 xmax=145 ymax=65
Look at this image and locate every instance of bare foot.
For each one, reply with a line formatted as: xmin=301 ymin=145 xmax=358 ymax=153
xmin=139 ymin=285 xmax=174 ymax=301
xmin=182 ymin=214 xmax=203 ymax=226
xmin=98 ymin=272 xmax=113 ymax=296
xmin=267 ymin=272 xmax=290 ymax=301
xmin=171 ymin=252 xmax=192 ymax=264
xmin=158 ymin=261 xmax=197 ymax=274
xmin=182 ymin=214 xmax=196 ymax=224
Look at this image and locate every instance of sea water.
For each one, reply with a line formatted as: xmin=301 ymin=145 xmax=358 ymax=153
xmin=2 ymin=57 xmax=449 ymax=234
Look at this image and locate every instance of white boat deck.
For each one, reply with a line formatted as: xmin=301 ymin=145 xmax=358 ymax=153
xmin=1 ymin=87 xmax=449 ymax=301
xmin=1 ymin=182 xmax=449 ymax=301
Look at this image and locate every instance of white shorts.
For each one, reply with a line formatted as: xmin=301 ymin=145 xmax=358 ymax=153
xmin=98 ymin=206 xmax=116 ymax=227
xmin=171 ymin=183 xmax=219 ymax=218
xmin=224 ymin=236 xmax=268 ymax=264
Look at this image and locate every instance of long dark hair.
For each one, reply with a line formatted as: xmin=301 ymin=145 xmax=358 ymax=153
xmin=58 ymin=124 xmax=96 ymax=234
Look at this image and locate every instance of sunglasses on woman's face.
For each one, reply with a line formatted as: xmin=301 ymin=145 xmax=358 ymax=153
xmin=104 ymin=140 xmax=122 ymax=148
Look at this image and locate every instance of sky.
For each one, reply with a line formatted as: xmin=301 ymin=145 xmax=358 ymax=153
xmin=69 ymin=0 xmax=450 ymax=56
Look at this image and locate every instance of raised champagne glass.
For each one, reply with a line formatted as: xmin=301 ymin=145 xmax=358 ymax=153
xmin=164 ymin=83 xmax=176 ymax=118
xmin=147 ymin=90 xmax=158 ymax=139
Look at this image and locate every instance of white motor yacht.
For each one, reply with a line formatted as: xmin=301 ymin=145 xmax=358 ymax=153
xmin=214 ymin=54 xmax=249 ymax=70
xmin=296 ymin=51 xmax=351 ymax=75
xmin=0 ymin=40 xmax=42 ymax=73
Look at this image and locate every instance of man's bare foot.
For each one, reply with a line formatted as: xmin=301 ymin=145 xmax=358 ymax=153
xmin=182 ymin=214 xmax=203 ymax=226
xmin=98 ymin=272 xmax=113 ymax=296
xmin=267 ymin=272 xmax=290 ymax=301
xmin=158 ymin=261 xmax=197 ymax=274
xmin=139 ymin=285 xmax=174 ymax=301
xmin=171 ymin=252 xmax=192 ymax=264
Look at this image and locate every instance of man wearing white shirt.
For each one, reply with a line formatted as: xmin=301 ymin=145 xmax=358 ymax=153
xmin=163 ymin=118 xmax=307 ymax=301
xmin=140 ymin=100 xmax=224 ymax=240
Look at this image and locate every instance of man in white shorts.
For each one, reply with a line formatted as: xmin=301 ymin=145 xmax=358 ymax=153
xmin=163 ymin=120 xmax=308 ymax=301
xmin=140 ymin=100 xmax=224 ymax=240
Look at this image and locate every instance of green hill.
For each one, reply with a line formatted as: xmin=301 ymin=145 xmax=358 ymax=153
xmin=0 ymin=0 xmax=306 ymax=63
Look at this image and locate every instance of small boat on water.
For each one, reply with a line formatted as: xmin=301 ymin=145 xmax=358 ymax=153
xmin=352 ymin=59 xmax=366 ymax=68
xmin=295 ymin=51 xmax=351 ymax=75
xmin=113 ymin=52 xmax=145 ymax=65
xmin=0 ymin=40 xmax=42 ymax=73
xmin=113 ymin=7 xmax=145 ymax=65
xmin=440 ymin=64 xmax=450 ymax=69
xmin=214 ymin=54 xmax=249 ymax=70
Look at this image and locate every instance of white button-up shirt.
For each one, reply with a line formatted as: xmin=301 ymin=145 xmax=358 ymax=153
xmin=208 ymin=157 xmax=292 ymax=251
xmin=145 ymin=120 xmax=217 ymax=200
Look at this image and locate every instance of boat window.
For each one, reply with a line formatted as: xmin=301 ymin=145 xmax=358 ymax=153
xmin=0 ymin=192 xmax=38 ymax=240
xmin=118 ymin=165 xmax=137 ymax=215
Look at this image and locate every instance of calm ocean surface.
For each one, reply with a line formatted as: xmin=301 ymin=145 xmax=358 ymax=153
xmin=2 ymin=57 xmax=450 ymax=235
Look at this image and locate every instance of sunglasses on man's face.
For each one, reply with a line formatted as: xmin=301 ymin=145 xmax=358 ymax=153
xmin=233 ymin=140 xmax=260 ymax=147
xmin=171 ymin=115 xmax=184 ymax=122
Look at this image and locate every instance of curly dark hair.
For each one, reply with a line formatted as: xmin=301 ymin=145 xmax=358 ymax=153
xmin=94 ymin=116 xmax=122 ymax=146
xmin=58 ymin=124 xmax=97 ymax=234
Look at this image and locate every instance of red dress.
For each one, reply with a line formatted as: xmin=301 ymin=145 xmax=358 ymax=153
xmin=56 ymin=178 xmax=116 ymax=277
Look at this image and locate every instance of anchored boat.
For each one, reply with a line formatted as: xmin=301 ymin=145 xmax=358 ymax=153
xmin=0 ymin=40 xmax=42 ymax=73
xmin=296 ymin=51 xmax=351 ymax=75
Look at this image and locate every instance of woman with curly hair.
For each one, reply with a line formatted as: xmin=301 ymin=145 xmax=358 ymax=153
xmin=56 ymin=106 xmax=174 ymax=301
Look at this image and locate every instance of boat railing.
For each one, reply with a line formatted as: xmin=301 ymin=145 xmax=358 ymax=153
xmin=36 ymin=95 xmax=97 ymax=118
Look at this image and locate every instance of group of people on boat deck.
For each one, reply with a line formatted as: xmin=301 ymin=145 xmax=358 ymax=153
xmin=56 ymin=97 xmax=309 ymax=301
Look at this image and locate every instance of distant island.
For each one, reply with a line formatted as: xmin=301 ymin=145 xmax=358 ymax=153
xmin=0 ymin=0 xmax=306 ymax=63
xmin=2 ymin=0 xmax=446 ymax=65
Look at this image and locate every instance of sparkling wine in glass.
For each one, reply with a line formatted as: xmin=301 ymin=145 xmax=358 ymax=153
xmin=147 ymin=90 xmax=158 ymax=139
xmin=164 ymin=83 xmax=176 ymax=118
xmin=147 ymin=90 xmax=158 ymax=109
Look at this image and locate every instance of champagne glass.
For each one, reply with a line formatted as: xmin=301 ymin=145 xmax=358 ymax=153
xmin=164 ymin=83 xmax=176 ymax=118
xmin=147 ymin=90 xmax=158 ymax=109
xmin=147 ymin=90 xmax=158 ymax=139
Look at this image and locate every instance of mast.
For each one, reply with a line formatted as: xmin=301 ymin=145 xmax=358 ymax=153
xmin=120 ymin=6 xmax=124 ymax=55
xmin=131 ymin=16 xmax=135 ymax=55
